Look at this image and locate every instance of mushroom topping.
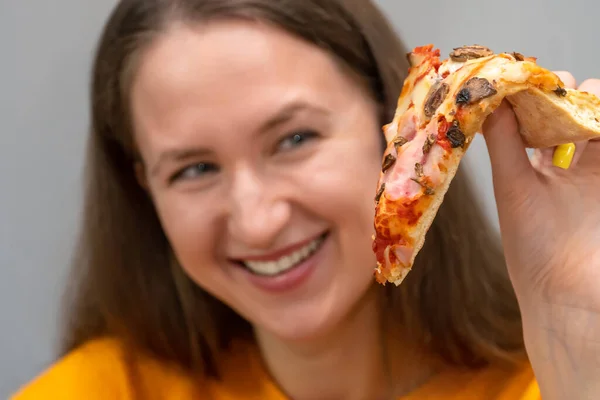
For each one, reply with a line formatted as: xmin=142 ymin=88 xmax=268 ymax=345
xmin=554 ymin=86 xmax=567 ymax=97
xmin=422 ymin=134 xmax=436 ymax=154
xmin=375 ymin=183 xmax=385 ymax=203
xmin=410 ymin=178 xmax=435 ymax=195
xmin=511 ymin=52 xmax=525 ymax=61
xmin=446 ymin=121 xmax=466 ymax=148
xmin=415 ymin=163 xmax=424 ymax=178
xmin=424 ymin=82 xmax=450 ymax=118
xmin=456 ymin=77 xmax=498 ymax=105
xmin=511 ymin=52 xmax=537 ymax=63
xmin=393 ymin=135 xmax=408 ymax=152
xmin=449 ymin=45 xmax=493 ymax=62
xmin=382 ymin=154 xmax=396 ymax=173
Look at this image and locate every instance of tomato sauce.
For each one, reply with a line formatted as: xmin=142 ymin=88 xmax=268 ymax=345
xmin=436 ymin=116 xmax=452 ymax=151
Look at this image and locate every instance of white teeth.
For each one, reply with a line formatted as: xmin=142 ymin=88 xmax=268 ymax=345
xmin=243 ymin=236 xmax=324 ymax=276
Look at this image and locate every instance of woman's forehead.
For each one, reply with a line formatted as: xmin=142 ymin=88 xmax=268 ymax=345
xmin=132 ymin=21 xmax=358 ymax=109
xmin=129 ymin=20 xmax=368 ymax=146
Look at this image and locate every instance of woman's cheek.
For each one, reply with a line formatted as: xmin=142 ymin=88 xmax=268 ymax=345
xmin=298 ymin=149 xmax=379 ymax=230
xmin=153 ymin=192 xmax=217 ymax=266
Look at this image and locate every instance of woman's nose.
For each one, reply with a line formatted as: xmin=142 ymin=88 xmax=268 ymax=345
xmin=226 ymin=167 xmax=291 ymax=249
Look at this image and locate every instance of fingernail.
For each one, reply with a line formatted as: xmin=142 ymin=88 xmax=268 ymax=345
xmin=552 ymin=143 xmax=576 ymax=169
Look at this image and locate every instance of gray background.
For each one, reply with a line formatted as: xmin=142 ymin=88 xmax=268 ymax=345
xmin=1 ymin=0 xmax=596 ymax=397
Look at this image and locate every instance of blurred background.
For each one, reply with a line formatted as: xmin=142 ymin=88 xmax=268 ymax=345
xmin=1 ymin=0 xmax=597 ymax=396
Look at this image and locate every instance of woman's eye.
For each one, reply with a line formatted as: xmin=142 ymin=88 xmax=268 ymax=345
xmin=277 ymin=130 xmax=319 ymax=151
xmin=171 ymin=162 xmax=219 ymax=182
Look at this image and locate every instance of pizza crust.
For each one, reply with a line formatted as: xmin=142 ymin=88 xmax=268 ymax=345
xmin=373 ymin=45 xmax=600 ymax=286
xmin=508 ymin=87 xmax=600 ymax=148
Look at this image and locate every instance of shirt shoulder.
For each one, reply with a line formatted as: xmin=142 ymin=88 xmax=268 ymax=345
xmin=11 ymin=338 xmax=133 ymax=399
xmin=399 ymin=360 xmax=540 ymax=400
xmin=10 ymin=337 xmax=203 ymax=400
xmin=11 ymin=337 xmax=287 ymax=400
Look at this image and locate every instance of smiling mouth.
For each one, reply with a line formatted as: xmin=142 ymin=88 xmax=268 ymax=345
xmin=236 ymin=232 xmax=328 ymax=277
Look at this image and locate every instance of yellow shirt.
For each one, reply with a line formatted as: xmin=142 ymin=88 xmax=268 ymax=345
xmin=11 ymin=338 xmax=540 ymax=399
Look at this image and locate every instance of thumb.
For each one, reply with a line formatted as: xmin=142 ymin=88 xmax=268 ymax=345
xmin=482 ymin=100 xmax=536 ymax=193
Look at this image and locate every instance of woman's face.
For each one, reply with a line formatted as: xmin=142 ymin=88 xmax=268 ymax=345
xmin=130 ymin=20 xmax=384 ymax=340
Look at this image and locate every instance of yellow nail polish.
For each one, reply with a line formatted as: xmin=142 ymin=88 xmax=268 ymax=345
xmin=552 ymin=143 xmax=576 ymax=169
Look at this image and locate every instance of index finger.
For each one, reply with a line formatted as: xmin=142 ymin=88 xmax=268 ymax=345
xmin=575 ymin=78 xmax=600 ymax=168
xmin=535 ymin=71 xmax=577 ymax=169
xmin=553 ymin=71 xmax=577 ymax=89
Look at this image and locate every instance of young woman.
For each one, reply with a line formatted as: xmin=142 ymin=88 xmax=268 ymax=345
xmin=13 ymin=1 xmax=600 ymax=399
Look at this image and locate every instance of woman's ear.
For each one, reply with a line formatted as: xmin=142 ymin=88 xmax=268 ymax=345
xmin=134 ymin=161 xmax=149 ymax=191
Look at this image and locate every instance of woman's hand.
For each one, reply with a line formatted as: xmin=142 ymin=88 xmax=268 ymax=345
xmin=483 ymin=73 xmax=600 ymax=313
xmin=482 ymin=73 xmax=600 ymax=399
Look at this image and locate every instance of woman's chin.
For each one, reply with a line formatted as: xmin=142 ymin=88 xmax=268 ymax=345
xmin=256 ymin=310 xmax=346 ymax=343
xmin=251 ymin=282 xmax=375 ymax=344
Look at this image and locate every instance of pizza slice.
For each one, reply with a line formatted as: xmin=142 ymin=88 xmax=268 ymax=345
xmin=373 ymin=44 xmax=600 ymax=286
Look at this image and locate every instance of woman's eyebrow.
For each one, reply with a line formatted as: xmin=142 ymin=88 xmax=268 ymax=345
xmin=259 ymin=101 xmax=329 ymax=132
xmin=150 ymin=147 xmax=212 ymax=177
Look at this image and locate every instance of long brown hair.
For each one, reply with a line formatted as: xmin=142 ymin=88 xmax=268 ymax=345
xmin=62 ymin=0 xmax=524 ymax=381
